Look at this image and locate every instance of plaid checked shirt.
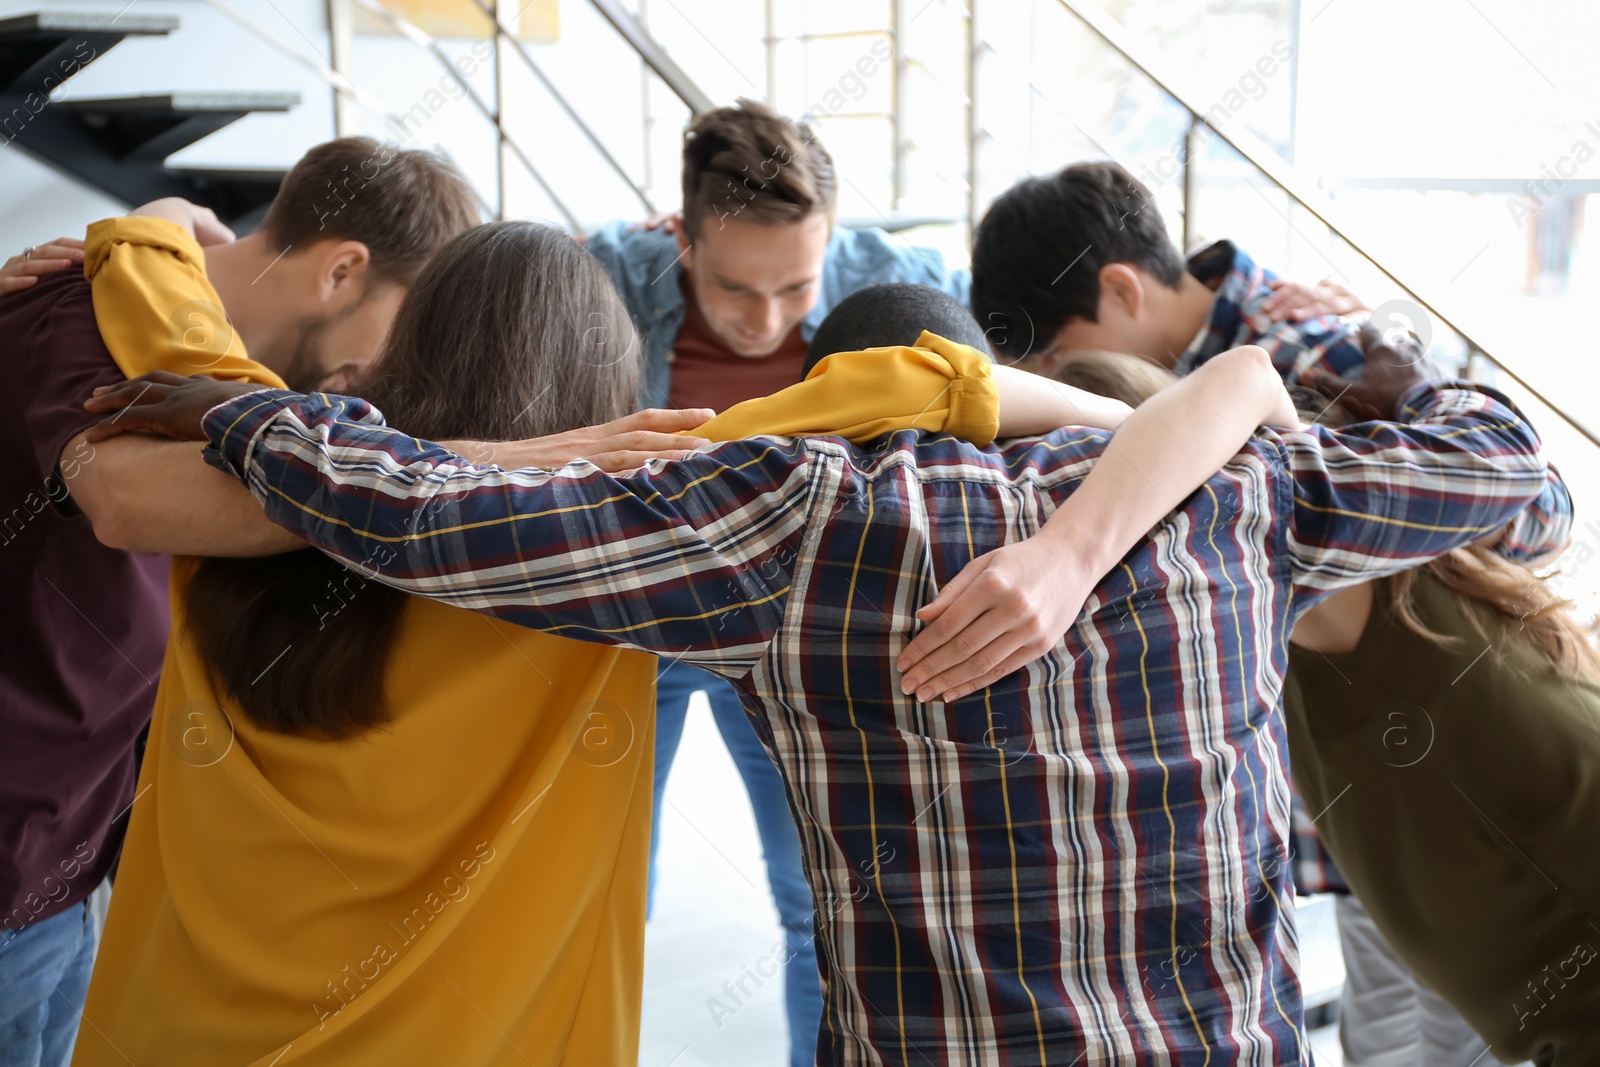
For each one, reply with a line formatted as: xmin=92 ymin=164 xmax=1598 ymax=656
xmin=1175 ymin=241 xmax=1365 ymax=384
xmin=202 ymin=379 xmax=1562 ymax=1066
xmin=1170 ymin=242 xmax=1573 ymax=894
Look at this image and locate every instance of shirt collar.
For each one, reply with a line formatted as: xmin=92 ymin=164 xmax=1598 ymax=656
xmin=1178 ymin=239 xmax=1252 ymax=368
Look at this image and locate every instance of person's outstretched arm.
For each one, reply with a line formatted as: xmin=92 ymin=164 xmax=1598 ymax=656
xmin=70 ymin=208 xmax=713 ymax=555
xmin=63 ymin=205 xmax=309 ymax=555
xmin=897 ymin=344 xmax=1298 ymax=702
xmin=84 ymin=374 xmax=819 ymax=675
xmin=1493 ymin=464 xmax=1572 ymax=565
xmin=69 ymin=406 xmax=715 ymax=555
xmin=689 ymin=330 xmax=1133 ymax=448
xmin=1280 ymin=366 xmax=1562 ymax=601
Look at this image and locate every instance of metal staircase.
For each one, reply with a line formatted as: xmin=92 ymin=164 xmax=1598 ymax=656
xmin=0 ymin=12 xmax=298 ymax=230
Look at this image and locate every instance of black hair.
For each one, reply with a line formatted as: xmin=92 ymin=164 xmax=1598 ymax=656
xmin=970 ymin=161 xmax=1187 ymax=361
xmin=803 ymin=282 xmax=991 ymax=378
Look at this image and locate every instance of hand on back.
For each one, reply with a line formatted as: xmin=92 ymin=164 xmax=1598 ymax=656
xmin=85 ymin=371 xmax=718 ymax=476
xmin=1260 ymin=277 xmax=1367 ymax=323
xmin=84 ymin=370 xmax=263 ymax=442
xmin=1301 ymin=322 xmax=1430 ymax=422
xmin=0 ymin=237 xmax=83 ymax=295
xmin=1 ymin=196 xmax=231 ymax=298
xmin=897 ymin=533 xmax=1100 ymax=703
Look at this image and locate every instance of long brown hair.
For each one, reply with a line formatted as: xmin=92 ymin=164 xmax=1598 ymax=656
xmin=184 ymin=221 xmax=641 ymax=738
xmin=1385 ymin=543 xmax=1599 ymax=681
xmin=1050 ymin=351 xmax=1600 ymax=681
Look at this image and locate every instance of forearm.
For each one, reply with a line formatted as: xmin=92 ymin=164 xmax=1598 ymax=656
xmin=202 ymin=390 xmax=800 ymax=655
xmin=121 ymin=197 xmax=192 ymax=234
xmin=989 ymin=365 xmax=1132 ymax=435
xmin=1287 ymin=379 xmax=1555 ymax=594
xmin=693 ymin=337 xmax=999 ymax=445
xmin=1037 ymin=345 xmax=1291 ymax=575
xmin=67 ymin=433 xmax=302 ymax=556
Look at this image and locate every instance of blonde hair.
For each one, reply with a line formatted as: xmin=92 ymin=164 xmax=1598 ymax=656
xmin=1387 ymin=543 xmax=1599 ymax=682
xmin=1052 ymin=351 xmax=1599 ymax=680
xmin=1053 ymin=350 xmax=1177 ymax=404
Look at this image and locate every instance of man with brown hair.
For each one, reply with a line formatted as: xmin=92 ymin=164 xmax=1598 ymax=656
xmin=584 ymin=99 xmax=973 ymax=1066
xmin=0 ymin=136 xmax=477 ymax=1065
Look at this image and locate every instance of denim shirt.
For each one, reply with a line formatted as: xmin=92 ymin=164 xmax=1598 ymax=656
xmin=584 ymin=221 xmax=972 ymax=408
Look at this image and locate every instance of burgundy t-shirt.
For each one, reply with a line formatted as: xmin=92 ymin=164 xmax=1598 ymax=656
xmin=0 ymin=270 xmax=169 ymax=932
xmin=666 ymin=273 xmax=809 ymax=411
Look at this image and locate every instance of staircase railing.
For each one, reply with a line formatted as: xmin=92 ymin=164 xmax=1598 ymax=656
xmin=463 ymin=0 xmax=653 ymax=212
xmin=1044 ymin=0 xmax=1597 ymax=450
xmin=342 ymin=0 xmax=585 ymax=228
xmin=586 ymin=0 xmax=713 ymax=115
xmin=314 ymin=0 xmax=714 ymax=227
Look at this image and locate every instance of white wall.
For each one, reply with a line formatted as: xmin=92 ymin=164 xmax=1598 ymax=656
xmin=0 ymin=150 xmax=122 ymax=255
xmin=0 ymin=0 xmax=335 ymax=250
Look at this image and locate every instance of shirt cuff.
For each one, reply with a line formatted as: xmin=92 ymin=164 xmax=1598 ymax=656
xmin=1395 ymin=378 xmax=1485 ymax=421
xmin=83 ymin=215 xmax=206 ymax=281
xmin=919 ymin=332 xmax=999 ymax=446
xmin=201 ymin=389 xmax=304 ymax=480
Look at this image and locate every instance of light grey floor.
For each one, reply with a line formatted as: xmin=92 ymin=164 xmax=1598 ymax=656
xmin=640 ymin=696 xmax=790 ymax=1067
xmin=640 ymin=697 xmax=1348 ymax=1066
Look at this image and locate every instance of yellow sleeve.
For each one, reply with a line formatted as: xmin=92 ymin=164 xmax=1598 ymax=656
xmin=691 ymin=330 xmax=1000 ymax=446
xmin=84 ymin=216 xmax=285 ymax=388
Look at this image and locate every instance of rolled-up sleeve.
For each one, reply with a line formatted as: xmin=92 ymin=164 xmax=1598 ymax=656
xmin=83 ymin=215 xmax=284 ymax=387
xmin=1493 ymin=463 xmax=1573 ymax=565
xmin=1282 ymin=379 xmax=1556 ymax=601
xmin=692 ymin=331 xmax=999 ymax=446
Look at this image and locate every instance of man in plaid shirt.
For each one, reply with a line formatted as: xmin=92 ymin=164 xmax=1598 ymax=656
xmin=972 ymin=161 xmax=1365 ymax=385
xmin=963 ymin=161 xmax=1571 ymax=905
xmin=1173 ymin=238 xmax=1363 ymax=382
xmin=90 ymin=335 xmax=1565 ymax=1065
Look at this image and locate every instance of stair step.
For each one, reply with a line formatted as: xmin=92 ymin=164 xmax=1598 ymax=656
xmin=167 ymin=165 xmax=289 ymax=233
xmin=0 ymin=13 xmax=179 ymax=36
xmin=62 ymin=92 xmax=301 ymax=114
xmin=0 ymin=11 xmax=176 ymax=94
xmin=168 ymin=164 xmax=293 ymax=181
xmin=0 ymin=13 xmax=295 ymax=232
xmin=60 ymin=92 xmax=300 ymax=161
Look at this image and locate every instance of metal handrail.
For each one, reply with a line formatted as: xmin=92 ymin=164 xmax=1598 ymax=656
xmin=200 ymin=0 xmax=390 ymax=118
xmin=1052 ymin=0 xmax=1598 ymax=450
xmin=465 ymin=0 xmax=653 ymax=213
xmin=204 ymin=0 xmax=493 ymax=222
xmin=346 ymin=0 xmax=579 ymax=229
xmin=215 ymin=0 xmax=722 ymax=226
xmin=586 ymin=0 xmax=714 ymax=116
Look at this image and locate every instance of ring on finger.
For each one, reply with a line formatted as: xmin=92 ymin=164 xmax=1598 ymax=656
xmin=22 ymin=245 xmax=34 ymax=261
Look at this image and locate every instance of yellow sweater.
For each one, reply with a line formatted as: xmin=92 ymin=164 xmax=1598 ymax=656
xmin=71 ymin=217 xmax=997 ymax=1066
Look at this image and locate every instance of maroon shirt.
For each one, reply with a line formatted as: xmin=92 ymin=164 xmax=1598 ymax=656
xmin=665 ymin=273 xmax=809 ymax=412
xmin=0 ymin=270 xmax=169 ymax=932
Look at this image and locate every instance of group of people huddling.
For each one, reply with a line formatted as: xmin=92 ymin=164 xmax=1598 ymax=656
xmin=2 ymin=98 xmax=1596 ymax=1067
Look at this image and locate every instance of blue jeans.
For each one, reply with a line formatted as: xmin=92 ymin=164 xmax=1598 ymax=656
xmin=0 ymin=899 xmax=99 ymax=1067
xmin=650 ymin=661 xmax=822 ymax=1067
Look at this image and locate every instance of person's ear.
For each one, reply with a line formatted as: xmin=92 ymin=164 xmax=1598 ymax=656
xmin=676 ymin=226 xmax=693 ymax=272
xmin=316 ymin=241 xmax=373 ymax=308
xmin=1030 ymin=333 xmax=1071 ymax=374
xmin=1098 ymin=263 xmax=1146 ymax=321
